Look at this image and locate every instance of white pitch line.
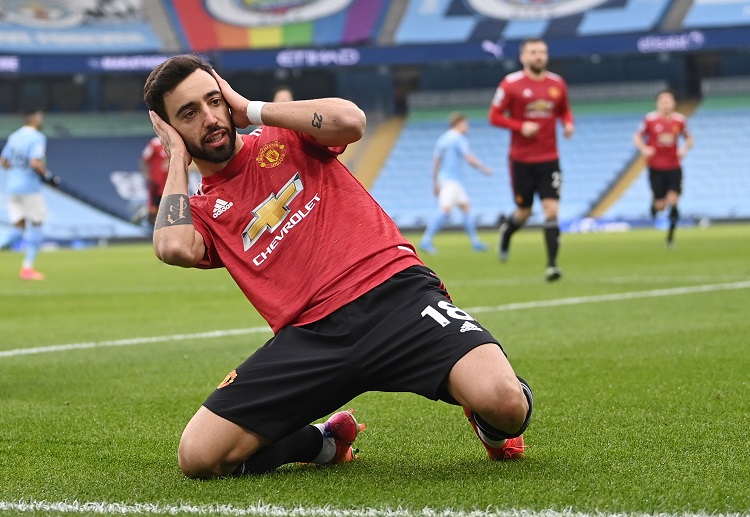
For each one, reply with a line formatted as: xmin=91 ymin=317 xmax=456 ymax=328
xmin=0 ymin=500 xmax=746 ymax=517
xmin=465 ymin=280 xmax=750 ymax=314
xmin=0 ymin=327 xmax=271 ymax=358
xmin=2 ymin=281 xmax=749 ymax=359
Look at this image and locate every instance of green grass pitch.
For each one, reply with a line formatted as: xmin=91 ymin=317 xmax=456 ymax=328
xmin=1 ymin=224 xmax=749 ymax=516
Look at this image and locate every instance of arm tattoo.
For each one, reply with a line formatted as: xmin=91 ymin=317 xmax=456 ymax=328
xmin=311 ymin=112 xmax=323 ymax=129
xmin=155 ymin=194 xmax=193 ymax=229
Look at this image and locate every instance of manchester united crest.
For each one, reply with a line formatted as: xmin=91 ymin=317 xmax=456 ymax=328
xmin=256 ymin=140 xmax=287 ymax=168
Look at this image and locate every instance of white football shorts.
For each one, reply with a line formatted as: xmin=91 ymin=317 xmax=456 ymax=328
xmin=438 ymin=180 xmax=469 ymax=211
xmin=7 ymin=193 xmax=47 ymax=224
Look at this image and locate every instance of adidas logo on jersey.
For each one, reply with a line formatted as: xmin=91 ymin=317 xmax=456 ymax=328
xmin=212 ymin=198 xmax=233 ymax=219
xmin=459 ymin=321 xmax=482 ymax=333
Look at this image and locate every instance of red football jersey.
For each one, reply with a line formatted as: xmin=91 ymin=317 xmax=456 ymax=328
xmin=636 ymin=111 xmax=689 ymax=170
xmin=489 ymin=70 xmax=573 ymax=163
xmin=189 ymin=129 xmax=423 ymax=333
xmin=142 ymin=137 xmax=169 ymax=193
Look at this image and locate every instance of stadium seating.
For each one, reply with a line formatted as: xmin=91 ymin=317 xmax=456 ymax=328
xmin=683 ymin=0 xmax=750 ymax=29
xmin=577 ymin=0 xmax=671 ymax=36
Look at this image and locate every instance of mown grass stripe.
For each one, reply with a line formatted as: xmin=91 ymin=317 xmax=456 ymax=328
xmin=2 ymin=281 xmax=748 ymax=359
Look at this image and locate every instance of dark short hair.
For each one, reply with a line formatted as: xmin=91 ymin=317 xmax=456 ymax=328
xmin=656 ymin=88 xmax=677 ymax=101
xmin=272 ymin=85 xmax=293 ymax=96
xmin=144 ymin=54 xmax=213 ymax=122
xmin=22 ymin=106 xmax=42 ymax=117
xmin=520 ymin=38 xmax=546 ymax=52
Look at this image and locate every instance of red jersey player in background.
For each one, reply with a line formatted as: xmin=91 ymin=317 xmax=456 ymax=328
xmin=140 ymin=136 xmax=169 ymax=226
xmin=634 ymin=89 xmax=693 ymax=247
xmin=489 ymin=38 xmax=574 ymax=282
xmin=144 ymin=55 xmax=533 ymax=480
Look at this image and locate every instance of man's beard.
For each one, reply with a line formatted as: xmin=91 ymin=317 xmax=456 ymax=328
xmin=186 ymin=124 xmax=237 ymax=163
xmin=529 ymin=63 xmax=546 ymax=75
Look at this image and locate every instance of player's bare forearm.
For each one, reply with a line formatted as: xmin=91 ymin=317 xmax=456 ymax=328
xmin=30 ymin=158 xmax=47 ymax=177
xmin=153 ymin=153 xmax=204 ymax=267
xmin=261 ymin=98 xmax=366 ymax=147
xmin=153 ymin=194 xmax=205 ymax=267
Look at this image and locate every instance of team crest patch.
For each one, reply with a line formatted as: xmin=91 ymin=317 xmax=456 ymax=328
xmin=217 ymin=370 xmax=237 ymax=389
xmin=256 ymin=140 xmax=286 ymax=168
xmin=549 ymin=86 xmax=561 ymax=99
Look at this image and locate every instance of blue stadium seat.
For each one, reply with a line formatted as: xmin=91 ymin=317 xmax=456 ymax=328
xmin=683 ymin=1 xmax=750 ymax=28
xmin=578 ymin=0 xmax=670 ymax=36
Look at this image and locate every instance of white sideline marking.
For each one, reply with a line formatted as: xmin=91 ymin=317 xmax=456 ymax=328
xmin=0 ymin=327 xmax=271 ymax=358
xmin=0 ymin=501 xmax=745 ymax=517
xmin=2 ymin=281 xmax=749 ymax=359
xmin=465 ymin=280 xmax=750 ymax=314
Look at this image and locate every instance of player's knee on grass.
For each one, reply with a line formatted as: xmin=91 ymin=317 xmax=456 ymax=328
xmin=471 ymin=375 xmax=531 ymax=438
xmin=178 ymin=433 xmax=248 ymax=479
xmin=178 ymin=442 xmax=213 ymax=479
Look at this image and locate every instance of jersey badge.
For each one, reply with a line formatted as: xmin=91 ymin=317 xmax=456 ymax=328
xmin=548 ymin=86 xmax=561 ymax=99
xmin=212 ymin=198 xmax=234 ymax=219
xmin=256 ymin=140 xmax=287 ymax=169
xmin=217 ymin=370 xmax=237 ymax=389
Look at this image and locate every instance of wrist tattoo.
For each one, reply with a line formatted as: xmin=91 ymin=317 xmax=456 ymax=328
xmin=155 ymin=194 xmax=192 ymax=229
xmin=311 ymin=112 xmax=323 ymax=129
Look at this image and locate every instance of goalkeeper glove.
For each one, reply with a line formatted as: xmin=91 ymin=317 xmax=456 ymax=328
xmin=44 ymin=172 xmax=61 ymax=186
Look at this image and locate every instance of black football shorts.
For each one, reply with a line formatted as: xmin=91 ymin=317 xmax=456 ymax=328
xmin=203 ymin=265 xmax=502 ymax=441
xmin=649 ymin=167 xmax=683 ymax=199
xmin=510 ymin=159 xmax=562 ymax=207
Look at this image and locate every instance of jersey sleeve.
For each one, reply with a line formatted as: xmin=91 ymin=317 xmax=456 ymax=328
xmin=294 ymin=130 xmax=347 ymax=156
xmin=458 ymin=135 xmax=471 ymax=158
xmin=488 ymin=80 xmax=524 ymax=131
xmin=141 ymin=141 xmax=155 ymax=161
xmin=557 ymin=84 xmax=574 ymax=126
xmin=635 ymin=118 xmax=648 ymax=137
xmin=190 ymin=199 xmax=224 ymax=269
xmin=30 ymin=134 xmax=46 ymax=160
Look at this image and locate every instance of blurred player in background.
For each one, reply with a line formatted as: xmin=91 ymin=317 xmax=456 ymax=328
xmin=634 ymin=89 xmax=693 ymax=248
xmin=420 ymin=112 xmax=492 ymax=254
xmin=144 ymin=55 xmax=533 ymax=479
xmin=271 ymin=85 xmax=294 ymax=102
xmin=489 ymin=38 xmax=574 ymax=282
xmin=0 ymin=107 xmax=59 ymax=280
xmin=140 ymin=136 xmax=169 ymax=226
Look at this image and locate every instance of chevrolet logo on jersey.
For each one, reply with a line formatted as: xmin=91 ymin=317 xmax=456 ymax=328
xmin=242 ymin=173 xmax=303 ymax=251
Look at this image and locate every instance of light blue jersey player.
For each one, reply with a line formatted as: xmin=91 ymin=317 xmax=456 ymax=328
xmin=0 ymin=108 xmax=57 ymax=280
xmin=419 ymin=112 xmax=492 ymax=255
